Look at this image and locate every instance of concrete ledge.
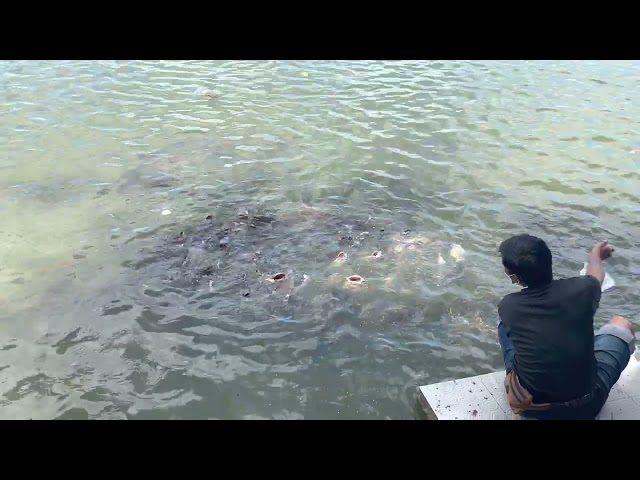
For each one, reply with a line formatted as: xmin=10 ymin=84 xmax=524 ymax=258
xmin=418 ymin=352 xmax=640 ymax=420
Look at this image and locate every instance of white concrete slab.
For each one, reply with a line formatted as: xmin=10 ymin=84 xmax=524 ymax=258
xmin=616 ymin=352 xmax=640 ymax=397
xmin=417 ymin=375 xmax=509 ymax=420
xmin=596 ymin=397 xmax=640 ymax=420
xmin=419 ymin=353 xmax=640 ymax=420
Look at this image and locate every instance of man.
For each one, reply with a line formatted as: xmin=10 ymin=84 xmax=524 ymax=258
xmin=497 ymin=234 xmax=636 ymax=420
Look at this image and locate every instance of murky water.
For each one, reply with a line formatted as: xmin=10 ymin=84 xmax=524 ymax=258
xmin=1 ymin=60 xmax=639 ymax=419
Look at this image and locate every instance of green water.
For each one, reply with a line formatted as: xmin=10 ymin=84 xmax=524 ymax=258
xmin=1 ymin=60 xmax=639 ymax=419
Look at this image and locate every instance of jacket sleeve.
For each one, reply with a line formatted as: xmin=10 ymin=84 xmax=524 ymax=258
xmin=582 ymin=274 xmax=602 ymax=316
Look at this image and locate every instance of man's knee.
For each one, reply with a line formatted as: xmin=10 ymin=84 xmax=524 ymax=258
xmin=608 ymin=316 xmax=635 ymax=335
xmin=596 ymin=316 xmax=636 ymax=355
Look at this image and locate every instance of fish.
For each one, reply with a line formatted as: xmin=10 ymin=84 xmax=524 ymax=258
xmin=449 ymin=244 xmax=465 ymax=262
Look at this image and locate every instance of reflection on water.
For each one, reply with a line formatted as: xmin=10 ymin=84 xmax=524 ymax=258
xmin=0 ymin=60 xmax=639 ymax=419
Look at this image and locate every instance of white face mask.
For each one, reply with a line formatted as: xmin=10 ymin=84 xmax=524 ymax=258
xmin=504 ymin=270 xmax=526 ymax=288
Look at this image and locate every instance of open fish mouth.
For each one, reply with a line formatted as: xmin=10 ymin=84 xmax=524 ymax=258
xmin=346 ymin=274 xmax=366 ymax=286
xmin=268 ymin=272 xmax=288 ymax=283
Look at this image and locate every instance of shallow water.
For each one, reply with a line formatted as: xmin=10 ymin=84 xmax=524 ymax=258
xmin=1 ymin=60 xmax=639 ymax=419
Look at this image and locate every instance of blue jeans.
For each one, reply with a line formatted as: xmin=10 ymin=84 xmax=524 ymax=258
xmin=497 ymin=321 xmax=634 ymax=419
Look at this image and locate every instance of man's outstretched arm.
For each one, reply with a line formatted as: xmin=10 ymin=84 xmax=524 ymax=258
xmin=586 ymin=240 xmax=614 ymax=285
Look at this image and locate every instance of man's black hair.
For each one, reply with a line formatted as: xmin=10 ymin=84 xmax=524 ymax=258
xmin=499 ymin=234 xmax=553 ymax=288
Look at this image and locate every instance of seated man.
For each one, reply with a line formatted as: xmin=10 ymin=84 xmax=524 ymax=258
xmin=497 ymin=234 xmax=636 ymax=420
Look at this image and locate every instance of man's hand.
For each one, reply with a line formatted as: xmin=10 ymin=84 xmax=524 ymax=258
xmin=592 ymin=240 xmax=614 ymax=261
